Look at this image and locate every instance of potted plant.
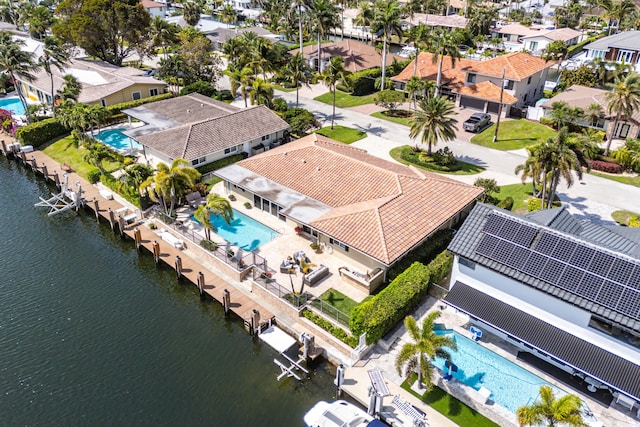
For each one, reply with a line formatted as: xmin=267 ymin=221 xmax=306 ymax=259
xmin=238 ymin=259 xmax=246 ymax=268
xmin=226 ymin=249 xmax=235 ymax=258
xmin=148 ymin=222 xmax=157 ymax=230
xmin=310 ymin=242 xmax=321 ymax=253
xmin=244 ymin=202 xmax=251 ymax=209
xmin=294 ymin=226 xmax=303 ymax=235
xmin=228 ymin=194 xmax=236 ymax=201
xmin=260 ymin=271 xmax=272 ymax=280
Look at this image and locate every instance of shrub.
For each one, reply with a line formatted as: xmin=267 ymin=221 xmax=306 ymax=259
xmin=528 ymin=198 xmax=543 ymax=212
xmin=244 ymin=202 xmax=251 ymax=208
xmin=539 ymin=117 xmax=555 ymax=128
xmin=629 ymin=216 xmax=640 ymax=227
xmin=271 ymin=98 xmax=289 ymax=113
xmin=214 ymin=90 xmax=234 ymax=101
xmin=87 ymin=169 xmax=101 ymax=184
xmin=16 ymin=117 xmax=67 ymax=147
xmin=350 ymin=262 xmax=432 ymax=344
xmin=497 ymin=196 xmax=514 ymax=211
xmin=591 ymin=159 xmax=624 ymax=174
xmin=179 ymin=81 xmax=217 ymax=97
xmin=196 ymin=153 xmax=246 ymax=174
xmin=429 ymin=251 xmax=453 ymax=284
xmin=374 ymin=89 xmax=405 ymax=111
xmin=200 ymin=239 xmax=218 ymax=251
xmin=432 ymin=147 xmax=456 ymax=166
xmin=282 ymin=107 xmax=318 ymax=135
xmin=104 ymin=93 xmax=173 ymax=116
xmin=302 ymin=309 xmax=358 ymax=348
xmin=386 ymin=228 xmax=453 ymax=282
xmin=228 ymin=194 xmax=236 ymax=201
xmin=100 ymin=174 xmax=141 ymax=206
xmin=348 ymin=68 xmax=381 ymax=96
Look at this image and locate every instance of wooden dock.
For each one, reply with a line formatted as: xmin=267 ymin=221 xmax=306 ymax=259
xmin=2 ymin=143 xmax=274 ymax=332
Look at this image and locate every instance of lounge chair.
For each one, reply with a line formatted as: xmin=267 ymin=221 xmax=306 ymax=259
xmin=185 ymin=191 xmax=204 ymax=208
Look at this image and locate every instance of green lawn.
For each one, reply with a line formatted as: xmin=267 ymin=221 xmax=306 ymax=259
xmin=470 ymin=120 xmax=556 ymax=150
xmin=271 ymin=83 xmax=297 ymax=92
xmin=402 ymin=375 xmax=500 ymax=427
xmin=611 ymin=210 xmax=640 ymax=226
xmin=314 ymin=125 xmax=366 ymax=144
xmin=318 ymin=288 xmax=359 ymax=315
xmin=314 ymin=90 xmax=378 ymax=108
xmin=42 ymin=135 xmax=122 ymax=181
xmin=371 ymin=110 xmax=412 ymax=126
xmin=590 ymin=171 xmax=640 ymax=187
xmin=495 ymin=183 xmax=536 ymax=214
xmin=390 ymin=145 xmax=484 ymax=175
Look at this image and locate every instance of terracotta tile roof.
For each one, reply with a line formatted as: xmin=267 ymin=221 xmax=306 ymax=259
xmin=403 ymin=13 xmax=468 ymax=29
xmin=141 ymin=0 xmax=164 ymax=8
xmin=521 ymin=27 xmax=582 ymax=42
xmin=458 ymin=81 xmax=518 ymax=104
xmin=392 ymin=51 xmax=474 ymax=86
xmin=237 ymin=134 xmax=483 ymax=264
xmin=472 ymin=52 xmax=549 ymax=81
xmin=290 ymin=39 xmax=400 ymax=73
xmin=136 ymin=105 xmax=289 ymax=161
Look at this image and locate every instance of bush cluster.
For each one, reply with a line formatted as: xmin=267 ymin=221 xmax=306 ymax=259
xmin=281 ymin=107 xmax=319 ymax=136
xmin=348 ymin=68 xmax=380 ymax=96
xmin=432 ymin=147 xmax=456 ymax=166
xmin=196 ymin=153 xmax=246 ymax=174
xmin=497 ymin=196 xmax=514 ymax=211
xmin=591 ymin=159 xmax=624 ymax=174
xmin=15 ymin=118 xmax=67 ymax=147
xmin=199 ymin=239 xmax=218 ymax=251
xmin=87 ymin=169 xmax=101 ymax=184
xmin=100 ymin=174 xmax=141 ymax=206
xmin=629 ymin=216 xmax=640 ymax=228
xmin=528 ymin=198 xmax=543 ymax=212
xmin=350 ymin=252 xmax=453 ymax=345
xmin=104 ymin=93 xmax=173 ymax=116
xmin=302 ymin=309 xmax=358 ymax=348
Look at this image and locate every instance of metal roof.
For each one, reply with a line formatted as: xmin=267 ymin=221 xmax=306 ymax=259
xmin=444 ymin=282 xmax=640 ymax=401
xmin=448 ymin=204 xmax=640 ymax=332
xmin=583 ymin=30 xmax=640 ymax=52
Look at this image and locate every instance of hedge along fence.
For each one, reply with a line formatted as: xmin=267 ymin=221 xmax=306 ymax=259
xmin=350 ymin=251 xmax=453 ymax=345
xmin=16 ymin=93 xmax=174 ymax=147
xmin=386 ymin=229 xmax=453 ymax=283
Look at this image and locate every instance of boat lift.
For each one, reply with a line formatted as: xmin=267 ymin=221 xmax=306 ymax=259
xmin=34 ymin=174 xmax=85 ymax=216
xmin=258 ymin=325 xmax=309 ymax=381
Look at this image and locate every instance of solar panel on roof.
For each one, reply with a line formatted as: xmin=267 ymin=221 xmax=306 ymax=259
xmin=512 ymin=224 xmax=538 ymax=247
xmin=476 ymin=234 xmax=501 ymax=258
xmin=501 ymin=218 xmax=520 ymax=238
xmin=618 ymin=288 xmax=640 ymax=318
xmin=535 ymin=232 xmax=559 ymax=255
xmin=609 ymin=258 xmax=636 ymax=286
xmin=492 ymin=239 xmax=516 ymax=264
xmin=598 ymin=280 xmax=624 ymax=310
xmin=483 ymin=214 xmax=506 ymax=235
xmin=589 ymin=252 xmax=615 ymax=277
xmin=523 ymin=253 xmax=548 ymax=277
xmin=509 ymin=246 xmax=532 ymax=270
xmin=571 ymin=245 xmax=595 ymax=269
xmin=578 ymin=273 xmax=604 ymax=300
xmin=551 ymin=238 xmax=577 ymax=262
xmin=540 ymin=258 xmax=565 ymax=285
xmin=558 ymin=266 xmax=583 ymax=292
xmin=626 ymin=265 xmax=640 ymax=289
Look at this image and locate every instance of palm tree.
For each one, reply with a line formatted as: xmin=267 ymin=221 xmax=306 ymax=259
xmin=310 ymin=0 xmax=340 ymax=73
xmin=149 ymin=16 xmax=179 ymax=61
xmin=408 ymin=95 xmax=458 ymax=155
xmin=584 ymin=102 xmax=604 ymax=128
xmin=249 ymin=78 xmax=274 ymax=107
xmin=119 ymin=163 xmax=154 ymax=198
xmin=320 ymin=56 xmax=347 ymax=128
xmin=140 ymin=159 xmax=201 ymax=217
xmin=83 ymin=142 xmax=118 ymax=176
xmin=371 ymin=0 xmax=404 ymax=92
xmin=405 ymin=75 xmax=426 ymax=109
xmin=57 ymin=74 xmax=82 ymax=102
xmin=600 ymin=0 xmax=636 ymax=35
xmin=39 ymin=36 xmax=69 ymax=112
xmin=517 ymin=385 xmax=586 ymax=427
xmin=194 ymin=193 xmax=233 ymax=242
xmin=183 ymin=1 xmax=202 ymax=27
xmin=353 ymin=0 xmax=373 ymax=42
xmin=395 ymin=312 xmax=457 ymax=390
xmin=425 ymin=28 xmax=463 ymax=97
xmin=515 ymin=150 xmax=544 ymax=197
xmin=0 ymin=32 xmax=36 ymax=122
xmin=605 ymin=72 xmax=640 ymax=155
xmin=229 ymin=67 xmax=254 ymax=107
xmin=283 ymin=52 xmax=311 ymax=106
xmin=220 ymin=4 xmax=237 ymax=28
xmin=289 ymin=0 xmax=314 ymax=51
xmin=405 ymin=23 xmax=429 ymax=77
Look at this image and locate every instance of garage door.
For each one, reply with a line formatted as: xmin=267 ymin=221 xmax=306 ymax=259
xmin=460 ymin=96 xmax=485 ymax=111
xmin=487 ymin=102 xmax=500 ymax=114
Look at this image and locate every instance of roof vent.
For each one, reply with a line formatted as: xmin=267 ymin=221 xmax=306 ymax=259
xmin=316 ymin=166 xmax=320 ymax=171
xmin=302 ymin=159 xmax=306 ymax=163
xmin=201 ymin=103 xmax=204 ymax=107
xmin=187 ymin=109 xmax=190 ymax=113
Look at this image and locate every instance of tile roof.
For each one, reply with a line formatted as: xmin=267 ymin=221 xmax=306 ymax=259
xmin=23 ymin=58 xmax=165 ymax=103
xmin=457 ymin=81 xmax=518 ymax=104
xmin=448 ymin=203 xmax=640 ymax=332
xmin=471 ymin=52 xmax=549 ymax=81
xmin=140 ymin=0 xmax=164 ymax=8
xmin=290 ymin=40 xmax=400 ymax=73
xmin=236 ymin=134 xmax=483 ymax=264
xmin=402 ymin=13 xmax=468 ymax=29
xmin=444 ymin=282 xmax=640 ymax=401
xmin=135 ymin=105 xmax=289 ymax=161
xmin=131 ymin=93 xmax=239 ymax=125
xmin=522 ymin=27 xmax=582 ymax=42
xmin=496 ymin=23 xmax=543 ymax=37
xmin=541 ymin=85 xmax=640 ymax=123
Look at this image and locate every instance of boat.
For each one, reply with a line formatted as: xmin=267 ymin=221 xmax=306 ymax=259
xmin=304 ymin=400 xmax=387 ymax=427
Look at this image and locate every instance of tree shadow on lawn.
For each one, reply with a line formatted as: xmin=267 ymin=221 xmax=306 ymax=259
xmin=455 ymin=155 xmax=487 ymax=168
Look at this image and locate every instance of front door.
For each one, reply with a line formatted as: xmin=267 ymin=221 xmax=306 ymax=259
xmin=615 ymin=122 xmax=631 ymax=138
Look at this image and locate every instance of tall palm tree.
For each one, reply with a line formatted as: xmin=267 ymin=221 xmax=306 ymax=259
xmin=320 ymin=56 xmax=347 ymax=128
xmin=405 ymin=75 xmax=426 ymax=109
xmin=517 ymin=385 xmax=586 ymax=427
xmin=140 ymin=159 xmax=201 ymax=217
xmin=149 ymin=16 xmax=179 ymax=61
xmin=283 ymin=52 xmax=311 ymax=106
xmin=310 ymin=0 xmax=340 ymax=73
xmin=371 ymin=0 xmax=404 ymax=92
xmin=600 ymin=0 xmax=636 ymax=35
xmin=83 ymin=142 xmax=119 ymax=176
xmin=405 ymin=23 xmax=429 ymax=77
xmin=353 ymin=0 xmax=373 ymax=42
xmin=220 ymin=4 xmax=237 ymax=28
xmin=425 ymin=28 xmax=463 ymax=97
xmin=194 ymin=204 xmax=215 ymax=241
xmin=39 ymin=36 xmax=69 ymax=112
xmin=289 ymin=0 xmax=314 ymax=51
xmin=249 ymin=78 xmax=274 ymax=107
xmin=57 ymin=74 xmax=82 ymax=102
xmin=194 ymin=193 xmax=233 ymax=241
xmin=605 ymin=72 xmax=640 ymax=155
xmin=408 ymin=95 xmax=458 ymax=155
xmin=229 ymin=67 xmax=254 ymax=107
xmin=0 ymin=32 xmax=36 ymax=122
xmin=515 ymin=149 xmax=544 ymax=197
xmin=183 ymin=1 xmax=202 ymax=27
xmin=584 ymin=102 xmax=604 ymax=127
xmin=395 ymin=312 xmax=457 ymax=390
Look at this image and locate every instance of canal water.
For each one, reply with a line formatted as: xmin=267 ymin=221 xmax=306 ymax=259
xmin=0 ymin=157 xmax=336 ymax=425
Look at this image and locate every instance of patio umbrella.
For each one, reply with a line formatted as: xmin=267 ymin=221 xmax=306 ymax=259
xmin=444 ymin=360 xmax=458 ymax=380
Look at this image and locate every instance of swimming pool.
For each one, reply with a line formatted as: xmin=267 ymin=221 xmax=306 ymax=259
xmin=95 ymin=127 xmax=142 ymax=151
xmin=0 ymin=97 xmax=26 ymax=115
xmin=194 ymin=208 xmax=278 ymax=251
xmin=434 ymin=330 xmax=555 ymax=413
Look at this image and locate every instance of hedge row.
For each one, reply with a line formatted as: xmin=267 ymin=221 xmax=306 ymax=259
xmin=104 ymin=92 xmax=173 ymax=115
xmin=350 ymin=252 xmax=453 ymax=345
xmin=196 ymin=153 xmax=246 ymax=175
xmin=386 ymin=228 xmax=453 ymax=282
xmin=15 ymin=117 xmax=67 ymax=147
xmin=591 ymin=159 xmax=624 ymax=174
xmin=302 ymin=309 xmax=358 ymax=348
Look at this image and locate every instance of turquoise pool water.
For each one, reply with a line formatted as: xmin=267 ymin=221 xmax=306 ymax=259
xmin=195 ymin=209 xmax=278 ymax=251
xmin=95 ymin=127 xmax=142 ymax=151
xmin=434 ymin=330 xmax=554 ymax=413
xmin=0 ymin=97 xmax=26 ymax=115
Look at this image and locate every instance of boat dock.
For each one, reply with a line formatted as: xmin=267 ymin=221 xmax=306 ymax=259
xmin=1 ymin=141 xmax=274 ymax=333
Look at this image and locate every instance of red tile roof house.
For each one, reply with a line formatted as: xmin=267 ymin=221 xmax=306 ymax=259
xmin=214 ymin=133 xmax=483 ymax=292
xmin=121 ymin=93 xmax=290 ymax=167
xmin=392 ymin=51 xmax=552 ymax=116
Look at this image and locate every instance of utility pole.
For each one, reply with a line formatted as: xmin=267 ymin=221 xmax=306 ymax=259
xmin=493 ymin=66 xmax=506 ymax=143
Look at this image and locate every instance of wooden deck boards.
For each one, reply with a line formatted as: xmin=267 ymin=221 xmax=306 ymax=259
xmin=13 ymin=149 xmax=274 ymax=329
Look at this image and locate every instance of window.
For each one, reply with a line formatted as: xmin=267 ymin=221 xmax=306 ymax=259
xmin=191 ymin=156 xmax=206 ymax=166
xmin=131 ymin=91 xmax=142 ymax=100
xmin=466 ymin=73 xmax=476 ymax=83
xmin=504 ymin=80 xmax=514 ymax=90
xmin=100 ymin=99 xmax=107 ymax=107
xmin=149 ymin=88 xmax=158 ymax=96
xmin=224 ymin=146 xmax=238 ymax=154
xmin=523 ymin=93 xmax=528 ymax=102
xmin=589 ymin=49 xmax=605 ymax=59
xmin=459 ymin=257 xmax=476 ymax=270
xmin=527 ymin=76 xmax=532 ymax=85
xmin=261 ymin=134 xmax=270 ymax=141
xmin=529 ymin=41 xmax=538 ymax=52
xmin=329 ymin=238 xmax=349 ymax=252
xmin=617 ymin=50 xmax=633 ymax=63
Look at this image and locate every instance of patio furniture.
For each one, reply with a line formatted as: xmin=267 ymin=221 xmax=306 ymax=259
xmin=185 ymin=191 xmax=204 ymax=208
xmin=303 ymin=264 xmax=329 ymax=286
xmin=293 ymin=251 xmax=310 ymax=264
xmin=280 ymin=258 xmax=296 ymax=274
xmin=161 ymin=230 xmax=184 ymax=249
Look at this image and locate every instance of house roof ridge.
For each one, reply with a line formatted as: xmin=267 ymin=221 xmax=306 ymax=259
xmin=183 ymin=125 xmax=195 ymax=158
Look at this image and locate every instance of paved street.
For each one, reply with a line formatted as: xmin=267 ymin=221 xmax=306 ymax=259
xmin=241 ymin=83 xmax=640 ymax=224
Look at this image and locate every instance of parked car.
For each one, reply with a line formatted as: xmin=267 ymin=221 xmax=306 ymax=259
xmin=463 ymin=113 xmax=491 ymax=132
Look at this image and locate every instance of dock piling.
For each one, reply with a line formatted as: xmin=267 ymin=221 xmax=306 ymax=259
xmin=133 ymin=228 xmax=142 ymax=251
xmin=30 ymin=157 xmax=37 ymax=171
xmin=20 ymin=150 xmax=26 ymax=164
xmin=0 ymin=139 xmax=6 ymax=155
xmin=53 ymin=171 xmax=60 ymax=189
xmin=41 ymin=163 xmax=48 ymax=178
xmin=223 ymin=289 xmax=230 ymax=316
xmin=197 ymin=272 xmax=205 ymax=297
xmin=117 ymin=215 xmax=126 ymax=236
xmin=153 ymin=240 xmax=160 ymax=264
xmin=251 ymin=309 xmax=260 ymax=336
xmin=108 ymin=208 xmax=116 ymax=231
xmin=175 ymin=256 xmax=183 ymax=278
xmin=92 ymin=198 xmax=100 ymax=222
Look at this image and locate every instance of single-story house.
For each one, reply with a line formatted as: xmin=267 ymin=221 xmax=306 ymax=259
xmin=392 ymin=51 xmax=551 ymax=113
xmin=540 ymin=85 xmax=640 ymax=140
xmin=122 ymin=93 xmax=290 ymax=167
xmin=16 ymin=58 xmax=166 ymax=107
xmin=400 ymin=13 xmax=468 ymax=31
xmin=141 ymin=0 xmax=166 ymax=18
xmin=446 ymin=203 xmax=640 ymax=409
xmin=215 ymin=133 xmax=483 ymax=291
xmin=206 ymin=26 xmax=282 ymax=51
xmin=578 ymin=30 xmax=640 ymax=73
xmin=289 ymin=39 xmax=400 ymax=73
